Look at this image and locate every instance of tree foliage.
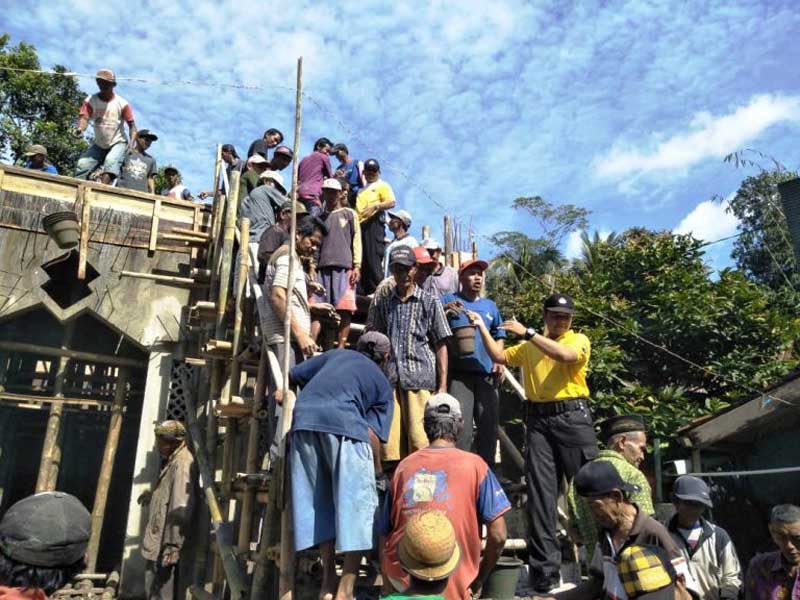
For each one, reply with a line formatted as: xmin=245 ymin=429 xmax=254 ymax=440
xmin=0 ymin=34 xmax=87 ymax=174
xmin=489 ymin=219 xmax=799 ymax=449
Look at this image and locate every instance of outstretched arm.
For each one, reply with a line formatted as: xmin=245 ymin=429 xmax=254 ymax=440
xmin=465 ymin=310 xmax=507 ymax=364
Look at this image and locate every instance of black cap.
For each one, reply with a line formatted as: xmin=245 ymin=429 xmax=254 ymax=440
xmin=672 ymin=475 xmax=712 ymax=508
xmin=363 ymin=158 xmax=380 ymax=172
xmin=332 ymin=143 xmax=349 ymax=153
xmin=575 ymin=461 xmax=638 ymax=497
xmin=137 ymin=129 xmax=158 ymax=141
xmin=0 ymin=492 xmax=90 ymax=567
xmin=543 ymin=292 xmax=575 ymax=314
xmin=164 ymin=165 xmax=179 ymax=174
xmin=389 ymin=246 xmax=416 ymax=267
xmin=600 ymin=415 xmax=646 ymax=442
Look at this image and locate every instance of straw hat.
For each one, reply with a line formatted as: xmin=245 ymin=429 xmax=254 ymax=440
xmin=397 ymin=511 xmax=460 ymax=581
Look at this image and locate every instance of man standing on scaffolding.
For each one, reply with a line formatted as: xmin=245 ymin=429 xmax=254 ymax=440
xmin=467 ymin=292 xmax=599 ymax=593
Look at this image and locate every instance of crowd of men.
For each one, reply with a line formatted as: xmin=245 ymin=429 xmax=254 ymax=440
xmin=6 ymin=67 xmax=800 ymax=600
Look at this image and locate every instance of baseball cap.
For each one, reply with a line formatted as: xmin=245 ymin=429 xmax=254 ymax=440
xmin=575 ymin=460 xmax=638 ymax=497
xmin=413 ymin=247 xmax=433 ymax=265
xmin=137 ymin=129 xmax=158 ymax=141
xmin=389 ymin=246 xmax=416 ymax=267
xmin=424 ymin=393 xmax=463 ymax=421
xmin=398 ymin=511 xmax=461 ymax=581
xmin=617 ymin=545 xmax=679 ymax=600
xmin=672 ymin=476 xmax=713 ymax=508
xmin=458 ymin=258 xmax=489 ymax=275
xmin=422 ymin=238 xmax=441 ymax=250
xmin=322 ymin=178 xmax=343 ymax=191
xmin=95 ymin=68 xmax=116 ymax=82
xmin=260 ymin=169 xmax=286 ymax=193
xmin=24 ymin=144 xmax=48 ymax=157
xmin=356 ymin=331 xmax=391 ymax=356
xmin=387 ymin=209 xmax=412 ymax=227
xmin=273 ymin=145 xmax=294 ymax=158
xmin=543 ymin=292 xmax=575 ymax=314
xmin=0 ymin=492 xmax=90 ymax=567
xmin=600 ymin=415 xmax=646 ymax=443
xmin=280 ymin=199 xmax=309 ymax=215
xmin=164 ymin=165 xmax=179 ymax=174
xmin=363 ymin=158 xmax=380 ymax=172
xmin=154 ymin=419 xmax=186 ymax=440
xmin=248 ymin=153 xmax=269 ymax=165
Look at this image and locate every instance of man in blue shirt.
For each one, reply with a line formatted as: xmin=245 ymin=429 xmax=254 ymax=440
xmin=332 ymin=142 xmax=365 ymax=204
xmin=20 ymin=144 xmax=58 ymax=174
xmin=441 ymin=258 xmax=506 ymax=467
xmin=284 ymin=331 xmax=394 ymax=600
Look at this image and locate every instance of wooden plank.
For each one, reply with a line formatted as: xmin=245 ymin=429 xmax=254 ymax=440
xmin=149 ymin=197 xmax=161 ymax=252
xmin=78 ymin=190 xmax=91 ymax=280
xmin=0 ymin=340 xmax=146 ymax=368
xmin=0 ymin=392 xmax=115 ymax=410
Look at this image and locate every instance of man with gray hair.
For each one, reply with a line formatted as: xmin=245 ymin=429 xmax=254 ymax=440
xmin=379 ymin=393 xmax=510 ymax=600
xmin=139 ymin=420 xmax=197 ymax=600
xmin=744 ymin=504 xmax=800 ymax=600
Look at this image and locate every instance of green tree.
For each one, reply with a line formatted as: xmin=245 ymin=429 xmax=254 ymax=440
xmin=0 ymin=34 xmax=87 ymax=174
xmin=726 ymin=169 xmax=799 ymax=292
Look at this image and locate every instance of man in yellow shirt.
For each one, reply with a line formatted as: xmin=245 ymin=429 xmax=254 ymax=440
xmin=467 ymin=292 xmax=599 ymax=593
xmin=355 ymin=158 xmax=396 ymax=294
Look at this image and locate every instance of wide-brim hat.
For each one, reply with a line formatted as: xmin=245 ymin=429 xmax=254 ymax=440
xmin=95 ymin=68 xmax=116 ymax=83
xmin=24 ymin=144 xmax=48 ymax=157
xmin=397 ymin=511 xmax=461 ymax=581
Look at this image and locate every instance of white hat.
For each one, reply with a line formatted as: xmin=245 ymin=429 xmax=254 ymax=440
xmin=422 ymin=238 xmax=441 ymax=250
xmin=322 ymin=178 xmax=342 ymax=191
xmin=248 ymin=154 xmax=269 ymax=165
xmin=259 ymin=169 xmax=286 ymax=193
xmin=388 ymin=209 xmax=412 ymax=227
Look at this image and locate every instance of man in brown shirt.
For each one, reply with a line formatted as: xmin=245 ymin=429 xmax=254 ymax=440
xmin=537 ymin=461 xmax=683 ymax=600
xmin=140 ymin=420 xmax=197 ymax=600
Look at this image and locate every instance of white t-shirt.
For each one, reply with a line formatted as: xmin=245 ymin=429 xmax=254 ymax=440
xmin=80 ymin=93 xmax=133 ymax=149
xmin=261 ymin=250 xmax=310 ymax=345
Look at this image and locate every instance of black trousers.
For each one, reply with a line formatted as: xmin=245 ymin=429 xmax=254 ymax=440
xmin=359 ymin=216 xmax=386 ymax=295
xmin=525 ymin=401 xmax=598 ymax=583
xmin=449 ymin=371 xmax=499 ymax=467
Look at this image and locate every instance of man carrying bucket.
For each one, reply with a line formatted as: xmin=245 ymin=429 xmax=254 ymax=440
xmin=441 ymin=258 xmax=506 ymax=468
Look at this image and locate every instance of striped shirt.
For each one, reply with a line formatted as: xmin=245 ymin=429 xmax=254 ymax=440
xmin=261 ymin=248 xmax=311 ymax=345
xmin=371 ymin=285 xmax=452 ymax=391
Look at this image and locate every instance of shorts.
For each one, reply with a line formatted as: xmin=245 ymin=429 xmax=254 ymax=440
xmin=313 ymin=266 xmax=357 ymax=312
xmin=290 ymin=430 xmax=377 ymax=552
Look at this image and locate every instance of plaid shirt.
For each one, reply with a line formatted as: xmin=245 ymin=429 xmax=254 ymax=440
xmin=370 ymin=284 xmax=451 ymax=391
xmin=568 ymin=449 xmax=655 ymax=560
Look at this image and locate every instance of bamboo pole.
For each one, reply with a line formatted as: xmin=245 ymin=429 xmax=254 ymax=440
xmin=421 ymin=225 xmax=431 ymax=240
xmin=472 ymin=241 xmax=478 ymax=260
xmin=217 ymin=171 xmax=241 ymax=340
xmin=229 ymin=217 xmax=250 ymax=399
xmin=120 ymin=271 xmax=206 ymax=286
xmin=443 ymin=216 xmax=452 ymax=265
xmin=86 ymin=367 xmax=128 ymax=571
xmin=0 ymin=340 xmax=145 ymax=369
xmin=237 ymin=342 xmax=269 ymax=554
xmin=36 ymin=321 xmax=75 ymax=492
xmin=278 ymin=55 xmax=303 ymax=600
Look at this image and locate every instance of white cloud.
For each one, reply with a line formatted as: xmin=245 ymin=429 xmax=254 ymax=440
xmin=673 ymin=198 xmax=739 ymax=242
xmin=594 ymin=94 xmax=800 ymax=180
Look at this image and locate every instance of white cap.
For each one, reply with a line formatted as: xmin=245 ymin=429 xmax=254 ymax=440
xmin=248 ymin=154 xmax=269 ymax=165
xmin=388 ymin=209 xmax=412 ymax=227
xmin=259 ymin=169 xmax=286 ymax=192
xmin=422 ymin=238 xmax=441 ymax=250
xmin=322 ymin=178 xmax=342 ymax=191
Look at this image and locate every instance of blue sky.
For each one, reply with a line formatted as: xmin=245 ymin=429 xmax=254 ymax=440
xmin=4 ymin=0 xmax=800 ymax=270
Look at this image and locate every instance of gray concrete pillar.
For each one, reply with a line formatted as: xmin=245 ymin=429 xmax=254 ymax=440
xmin=119 ymin=345 xmax=176 ymax=598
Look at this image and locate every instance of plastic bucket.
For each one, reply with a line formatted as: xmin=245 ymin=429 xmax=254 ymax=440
xmin=452 ymin=323 xmax=476 ymax=355
xmin=483 ymin=556 xmax=524 ymax=599
xmin=42 ymin=211 xmax=80 ymax=249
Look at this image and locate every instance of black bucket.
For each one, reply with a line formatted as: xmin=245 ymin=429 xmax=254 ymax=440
xmin=776 ymin=178 xmax=800 ymax=267
xmin=42 ymin=211 xmax=80 ymax=249
xmin=482 ymin=556 xmax=524 ymax=599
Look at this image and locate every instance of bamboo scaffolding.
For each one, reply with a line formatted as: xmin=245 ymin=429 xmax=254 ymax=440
xmin=86 ymin=368 xmax=129 ymax=571
xmin=0 ymin=340 xmax=145 ymax=369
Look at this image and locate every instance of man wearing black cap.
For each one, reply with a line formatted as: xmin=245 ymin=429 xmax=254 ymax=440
xmin=470 ymin=292 xmax=599 ymax=592
xmin=536 ymin=461 xmax=682 ymax=600
xmin=0 ymin=492 xmax=90 ymax=599
xmin=567 ymin=415 xmax=655 ymax=561
xmin=355 ymin=158 xmax=396 ymax=294
xmin=118 ymin=129 xmax=158 ymax=193
xmin=667 ymin=476 xmax=741 ymax=600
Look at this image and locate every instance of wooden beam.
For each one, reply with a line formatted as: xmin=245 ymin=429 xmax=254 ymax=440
xmin=149 ymin=197 xmax=161 ymax=252
xmin=86 ymin=368 xmax=128 ymax=571
xmin=119 ymin=270 xmax=207 ymax=287
xmin=216 ymin=171 xmax=240 ymax=340
xmin=0 ymin=340 xmax=146 ymax=368
xmin=77 ymin=187 xmax=90 ymax=280
xmin=0 ymin=392 xmax=116 ymax=411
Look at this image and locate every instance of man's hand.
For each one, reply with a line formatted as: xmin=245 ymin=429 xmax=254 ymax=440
xmin=137 ymin=490 xmax=152 ymax=505
xmin=161 ymin=547 xmax=180 ymax=567
xmin=500 ymin=317 xmax=527 ymax=337
xmin=492 ymin=363 xmax=505 ymax=384
xmin=274 ymin=389 xmax=284 ymax=406
xmin=469 ymin=578 xmax=484 ymax=599
xmin=296 ymin=332 xmax=318 ymax=357
xmin=349 ymin=267 xmax=361 ymax=286
xmin=307 ymin=281 xmax=325 ymax=297
xmin=464 ymin=310 xmax=487 ymax=330
xmin=443 ymin=300 xmax=464 ymax=316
